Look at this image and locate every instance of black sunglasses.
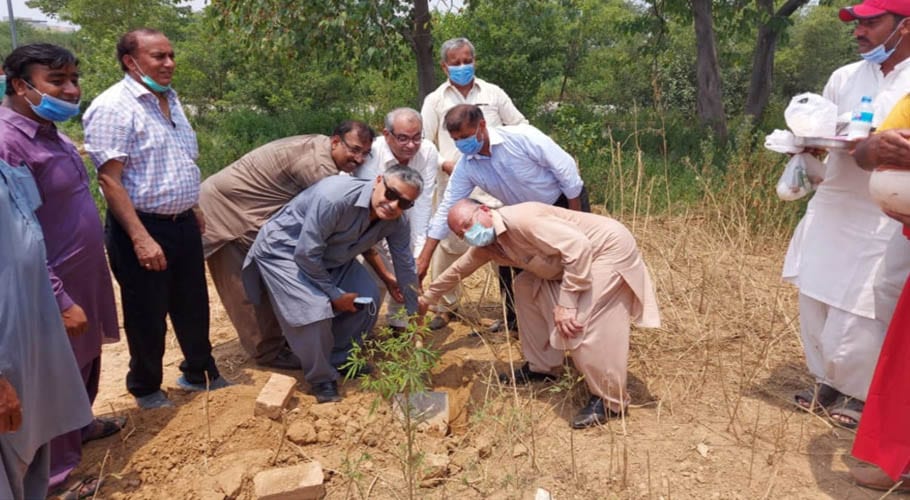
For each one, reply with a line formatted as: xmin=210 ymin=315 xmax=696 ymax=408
xmin=382 ymin=178 xmax=415 ymax=210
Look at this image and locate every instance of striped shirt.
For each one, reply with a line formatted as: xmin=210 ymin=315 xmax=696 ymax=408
xmin=83 ymin=75 xmax=200 ymax=214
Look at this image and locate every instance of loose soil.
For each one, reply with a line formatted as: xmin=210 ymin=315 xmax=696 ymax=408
xmin=74 ymin=214 xmax=897 ymax=499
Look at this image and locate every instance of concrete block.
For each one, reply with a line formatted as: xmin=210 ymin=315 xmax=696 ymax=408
xmin=255 ymin=373 xmax=297 ymax=420
xmin=392 ymin=391 xmax=449 ymax=436
xmin=253 ymin=462 xmax=325 ymax=500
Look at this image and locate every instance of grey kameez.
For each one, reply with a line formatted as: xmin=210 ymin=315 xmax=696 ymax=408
xmin=242 ymin=176 xmax=419 ymax=383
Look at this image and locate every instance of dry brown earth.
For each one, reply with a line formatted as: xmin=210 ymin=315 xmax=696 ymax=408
xmin=73 ymin=213 xmax=900 ymax=499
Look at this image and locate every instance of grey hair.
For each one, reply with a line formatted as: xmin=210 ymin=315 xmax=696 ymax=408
xmin=439 ymin=37 xmax=475 ymax=64
xmin=384 ymin=164 xmax=424 ymax=195
xmin=384 ymin=107 xmax=422 ymax=134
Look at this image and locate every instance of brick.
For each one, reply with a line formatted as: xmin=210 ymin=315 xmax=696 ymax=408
xmin=255 ymin=373 xmax=298 ymax=420
xmin=253 ymin=462 xmax=325 ymax=500
xmin=392 ymin=391 xmax=449 ymax=436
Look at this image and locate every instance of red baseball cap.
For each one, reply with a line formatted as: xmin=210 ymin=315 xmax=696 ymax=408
xmin=840 ymin=0 xmax=910 ymax=21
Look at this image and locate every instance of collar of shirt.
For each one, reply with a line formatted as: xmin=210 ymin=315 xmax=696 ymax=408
xmin=491 ymin=209 xmax=509 ymax=236
xmin=442 ymin=77 xmax=494 ymax=103
xmin=0 ymin=105 xmax=56 ymax=141
xmin=121 ymin=74 xmax=176 ymax=101
xmin=355 ymin=178 xmax=374 ymax=210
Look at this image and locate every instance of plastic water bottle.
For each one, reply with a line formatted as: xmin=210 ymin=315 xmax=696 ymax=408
xmin=846 ymin=95 xmax=874 ymax=140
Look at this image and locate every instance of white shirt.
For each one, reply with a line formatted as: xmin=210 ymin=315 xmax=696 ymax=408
xmin=354 ymin=136 xmax=438 ymax=255
xmin=426 ymin=124 xmax=584 ymax=241
xmin=782 ymin=58 xmax=910 ymax=318
xmin=421 ymin=77 xmax=528 ymax=165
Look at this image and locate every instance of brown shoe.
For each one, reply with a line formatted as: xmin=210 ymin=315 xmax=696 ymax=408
xmin=850 ymin=463 xmax=910 ymax=491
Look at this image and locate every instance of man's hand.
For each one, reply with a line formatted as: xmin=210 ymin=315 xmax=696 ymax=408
xmin=417 ymin=296 xmax=431 ymax=317
xmin=331 ymin=292 xmax=359 ymax=313
xmin=416 ymin=254 xmax=431 ymax=282
xmin=415 ymin=238 xmax=440 ymax=282
xmin=855 ymin=129 xmax=910 ymax=170
xmin=884 ymin=209 xmax=910 ymax=226
xmin=62 ymin=303 xmax=89 ymax=337
xmin=193 ymin=206 xmax=206 ymax=235
xmin=0 ymin=377 xmax=22 ymax=434
xmin=553 ymin=305 xmax=583 ymax=338
xmin=133 ymin=234 xmax=167 ymax=271
xmin=384 ymin=276 xmax=405 ymax=303
xmin=441 ymin=160 xmax=456 ymax=176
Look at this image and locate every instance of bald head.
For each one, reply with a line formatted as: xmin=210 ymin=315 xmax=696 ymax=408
xmin=448 ymin=198 xmax=483 ymax=233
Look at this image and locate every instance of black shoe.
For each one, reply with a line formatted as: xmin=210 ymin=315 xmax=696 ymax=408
xmin=258 ymin=349 xmax=302 ymax=370
xmin=498 ymin=362 xmax=556 ymax=385
xmin=571 ymin=396 xmax=622 ymax=429
xmin=428 ymin=311 xmax=456 ymax=331
xmin=312 ymin=381 xmax=342 ymax=403
xmin=488 ymin=319 xmax=518 ymax=334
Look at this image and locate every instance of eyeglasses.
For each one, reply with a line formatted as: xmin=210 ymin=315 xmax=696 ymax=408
xmin=382 ymin=178 xmax=415 ymax=210
xmin=392 ymin=133 xmax=422 ymax=146
xmin=339 ymin=136 xmax=371 ymax=159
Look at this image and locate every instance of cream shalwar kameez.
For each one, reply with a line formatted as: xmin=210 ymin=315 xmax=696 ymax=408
xmin=422 ymin=203 xmax=660 ymax=412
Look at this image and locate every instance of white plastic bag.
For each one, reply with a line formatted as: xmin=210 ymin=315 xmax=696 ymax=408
xmin=784 ymin=93 xmax=838 ymax=138
xmin=776 ymin=153 xmax=825 ymax=201
xmin=764 ymin=129 xmax=803 ymax=154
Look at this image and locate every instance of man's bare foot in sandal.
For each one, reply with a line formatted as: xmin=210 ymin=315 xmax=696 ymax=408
xmin=48 ymin=476 xmax=99 ymax=500
xmin=794 ymin=383 xmax=842 ymax=413
xmin=829 ymin=395 xmax=864 ymax=429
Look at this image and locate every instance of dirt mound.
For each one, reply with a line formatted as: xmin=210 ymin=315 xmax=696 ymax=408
xmin=75 ymin=214 xmax=884 ymax=499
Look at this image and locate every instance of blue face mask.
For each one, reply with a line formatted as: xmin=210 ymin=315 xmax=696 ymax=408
xmin=861 ymin=22 xmax=905 ymax=64
xmin=25 ymin=82 xmax=80 ymax=122
xmin=464 ymin=221 xmax=495 ymax=247
xmin=447 ymin=63 xmax=475 ymax=86
xmin=131 ymin=57 xmax=172 ymax=93
xmin=454 ymin=131 xmax=484 ymax=156
xmin=0 ymin=75 xmax=6 ymax=97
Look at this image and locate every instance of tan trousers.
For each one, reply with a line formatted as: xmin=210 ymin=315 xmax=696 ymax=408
xmin=514 ymin=270 xmax=633 ymax=413
xmin=207 ymin=241 xmax=284 ymax=362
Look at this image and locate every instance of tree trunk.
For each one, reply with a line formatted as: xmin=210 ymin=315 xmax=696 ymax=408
xmin=411 ymin=0 xmax=436 ymax=104
xmin=691 ymin=0 xmax=727 ymax=141
xmin=744 ymin=0 xmax=810 ymax=120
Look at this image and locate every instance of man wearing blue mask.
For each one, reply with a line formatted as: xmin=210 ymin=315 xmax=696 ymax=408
xmin=418 ymin=199 xmax=660 ymax=428
xmin=783 ymin=0 xmax=910 ymax=430
xmin=416 ymin=103 xmax=589 ymax=331
xmin=0 ymin=44 xmax=122 ymax=499
xmin=84 ymin=29 xmax=230 ymax=410
xmin=420 ymin=37 xmax=529 ymax=333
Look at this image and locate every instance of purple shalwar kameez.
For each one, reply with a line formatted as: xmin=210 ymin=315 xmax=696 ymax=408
xmin=0 ymin=106 xmax=119 ymax=489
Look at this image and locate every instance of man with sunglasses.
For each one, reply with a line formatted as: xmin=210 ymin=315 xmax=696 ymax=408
xmin=242 ymin=166 xmax=423 ymax=403
xmin=200 ymin=121 xmax=375 ymax=370
xmin=354 ymin=108 xmax=437 ymax=329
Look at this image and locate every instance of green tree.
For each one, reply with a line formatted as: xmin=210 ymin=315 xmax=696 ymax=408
xmin=210 ymin=0 xmax=436 ymax=104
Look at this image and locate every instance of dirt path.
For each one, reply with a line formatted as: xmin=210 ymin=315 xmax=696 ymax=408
xmin=76 ymin=215 xmax=897 ymax=499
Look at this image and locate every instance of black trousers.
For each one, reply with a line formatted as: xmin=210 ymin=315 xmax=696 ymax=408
xmin=106 ymin=210 xmax=219 ymax=397
xmin=498 ymin=186 xmax=591 ymax=327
